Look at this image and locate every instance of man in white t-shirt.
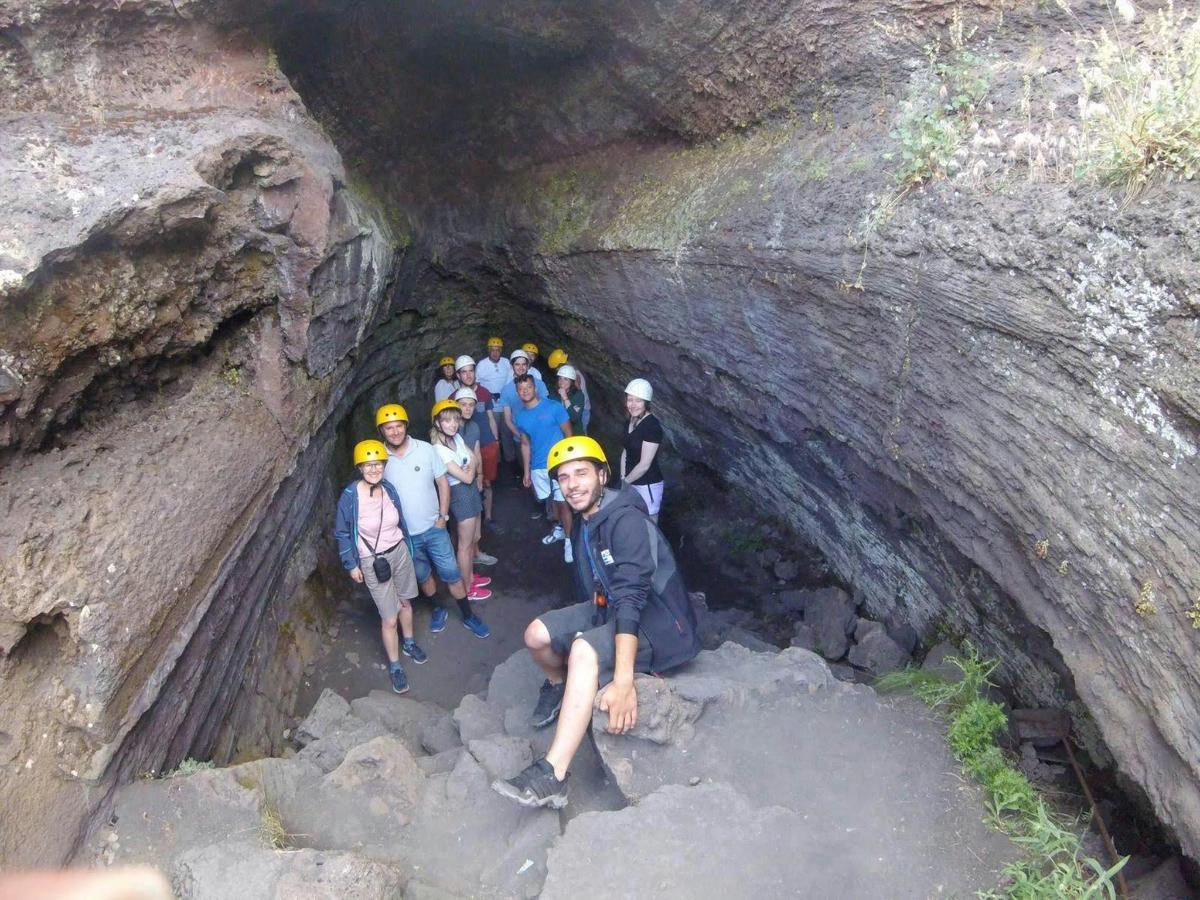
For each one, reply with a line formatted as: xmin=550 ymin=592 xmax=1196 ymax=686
xmin=376 ymin=403 xmax=490 ymax=639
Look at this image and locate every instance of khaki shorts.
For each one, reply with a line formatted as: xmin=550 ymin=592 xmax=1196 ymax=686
xmin=361 ymin=541 xmax=419 ymax=620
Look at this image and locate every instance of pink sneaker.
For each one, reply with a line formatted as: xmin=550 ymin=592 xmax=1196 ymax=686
xmin=468 ymin=586 xmax=493 ymax=601
xmin=472 ymin=574 xmax=492 ymax=588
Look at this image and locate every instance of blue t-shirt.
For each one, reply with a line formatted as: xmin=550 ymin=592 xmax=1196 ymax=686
xmin=515 ymin=398 xmax=569 ymax=469
xmin=496 ymin=378 xmax=547 ymax=412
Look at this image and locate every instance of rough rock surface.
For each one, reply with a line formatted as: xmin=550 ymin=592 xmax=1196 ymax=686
xmin=91 ymin=645 xmax=1019 ymax=898
xmin=3 ymin=0 xmax=1199 ymax=868
xmin=569 ymin=643 xmax=1017 ymax=896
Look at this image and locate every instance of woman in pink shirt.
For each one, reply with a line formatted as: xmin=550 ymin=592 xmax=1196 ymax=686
xmin=334 ymin=440 xmax=426 ymax=694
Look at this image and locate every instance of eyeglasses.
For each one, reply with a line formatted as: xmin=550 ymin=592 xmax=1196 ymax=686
xmin=361 ymin=462 xmax=385 ymax=471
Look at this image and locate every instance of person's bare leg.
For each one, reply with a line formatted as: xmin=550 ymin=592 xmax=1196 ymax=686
xmin=483 ymin=485 xmax=494 ymax=522
xmin=555 ymin=500 xmax=572 ymax=538
xmin=473 ymin=514 xmax=484 ymax=558
xmin=544 ymin=639 xmax=600 ymax=780
xmin=456 ymin=518 xmax=476 ymax=588
xmin=525 ymin=618 xmax=565 ymax=681
xmin=398 ymin=603 xmax=414 ymax=640
xmin=380 ymin=615 xmax=401 ymax=663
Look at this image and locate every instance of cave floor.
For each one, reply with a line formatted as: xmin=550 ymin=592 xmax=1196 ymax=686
xmin=297 ymin=472 xmax=583 ymax=717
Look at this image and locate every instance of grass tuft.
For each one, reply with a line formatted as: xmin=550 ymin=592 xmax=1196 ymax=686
xmin=1077 ymin=1 xmax=1200 ymax=199
xmin=259 ymin=803 xmax=292 ymax=850
xmin=879 ymin=643 xmax=1126 ymax=898
xmin=167 ymin=758 xmax=215 ymax=778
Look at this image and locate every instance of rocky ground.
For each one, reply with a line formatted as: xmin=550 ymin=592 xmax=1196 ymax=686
xmin=89 ymin=641 xmax=1020 ymax=899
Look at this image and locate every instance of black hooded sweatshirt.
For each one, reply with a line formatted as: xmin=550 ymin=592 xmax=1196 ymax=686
xmin=570 ymin=484 xmax=701 ymax=673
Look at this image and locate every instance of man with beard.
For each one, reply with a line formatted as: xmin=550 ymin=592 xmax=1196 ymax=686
xmin=490 ymin=436 xmax=701 ymax=809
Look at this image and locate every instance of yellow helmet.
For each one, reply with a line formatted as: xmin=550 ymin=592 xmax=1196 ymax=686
xmin=353 ymin=439 xmax=389 ymax=466
xmin=547 ymin=348 xmax=568 ymax=369
xmin=486 ymin=336 xmax=503 ymax=348
xmin=438 ymin=355 xmax=455 ymax=367
xmin=375 ymin=403 xmax=408 ymax=426
xmin=431 ymin=398 xmax=461 ymax=420
xmin=522 ymin=342 xmax=539 ymax=356
xmin=547 ymin=436 xmax=608 ymax=474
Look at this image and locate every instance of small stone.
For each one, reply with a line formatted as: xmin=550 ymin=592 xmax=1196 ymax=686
xmin=688 ymin=776 xmax=701 ymax=786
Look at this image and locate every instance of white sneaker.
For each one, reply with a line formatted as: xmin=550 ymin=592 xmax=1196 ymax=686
xmin=541 ymin=525 xmax=565 ymax=545
xmin=474 ymin=551 xmax=498 ymax=566
xmin=563 ymin=540 xmax=574 ymax=564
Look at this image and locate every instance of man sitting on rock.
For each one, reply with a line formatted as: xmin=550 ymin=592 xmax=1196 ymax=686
xmin=491 ymin=436 xmax=702 ymax=809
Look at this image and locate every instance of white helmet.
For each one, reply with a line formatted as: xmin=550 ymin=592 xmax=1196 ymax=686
xmin=625 ymin=378 xmax=653 ymax=402
xmin=556 ymin=364 xmax=578 ymax=382
xmin=453 ymin=387 xmax=477 ymax=402
xmin=454 ymin=355 xmax=475 ymax=372
xmin=509 ymin=349 xmax=530 ymax=362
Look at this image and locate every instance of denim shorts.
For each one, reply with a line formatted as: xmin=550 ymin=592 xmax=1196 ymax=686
xmin=408 ymin=526 xmax=463 ymax=585
xmin=530 ymin=468 xmax=564 ymax=502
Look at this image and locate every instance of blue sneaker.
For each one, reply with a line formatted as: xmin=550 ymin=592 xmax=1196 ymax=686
xmin=430 ymin=608 xmax=448 ymax=633
xmin=462 ymin=615 xmax=491 ymax=639
xmin=402 ymin=639 xmax=428 ymax=665
xmin=389 ymin=663 xmax=409 ymax=694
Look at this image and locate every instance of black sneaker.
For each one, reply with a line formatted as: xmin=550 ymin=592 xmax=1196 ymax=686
xmin=402 ymin=640 xmax=428 ymax=665
xmin=530 ymin=679 xmax=565 ymax=729
xmin=389 ymin=663 xmax=409 ymax=694
xmin=491 ymin=758 xmax=568 ymax=809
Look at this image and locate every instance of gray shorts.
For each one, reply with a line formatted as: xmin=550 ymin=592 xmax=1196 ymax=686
xmin=361 ymin=541 xmax=419 ymax=620
xmin=538 ymin=600 xmax=653 ymax=687
xmin=449 ymin=481 xmax=482 ymax=521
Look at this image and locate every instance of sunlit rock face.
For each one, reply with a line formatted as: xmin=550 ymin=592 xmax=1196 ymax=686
xmin=2 ymin=0 xmax=1198 ymax=867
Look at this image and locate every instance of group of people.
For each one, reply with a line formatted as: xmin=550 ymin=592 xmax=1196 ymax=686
xmin=333 ymin=337 xmax=695 ymax=811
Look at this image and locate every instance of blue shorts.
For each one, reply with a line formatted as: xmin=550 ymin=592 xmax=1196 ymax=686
xmin=408 ymin=527 xmax=463 ymax=586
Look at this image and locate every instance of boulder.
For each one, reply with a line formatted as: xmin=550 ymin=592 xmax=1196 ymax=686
xmin=853 ymin=617 xmax=885 ymax=642
xmin=467 ymin=735 xmax=533 ymax=781
xmin=806 ymin=589 xmax=857 ymax=660
xmin=847 ymin=629 xmax=912 ymax=677
xmin=297 ymin=718 xmax=389 ymax=774
xmin=452 ymin=694 xmax=504 ymax=743
xmin=721 ymin=626 xmax=778 ymax=654
xmin=295 ymin=690 xmax=352 ymax=747
xmin=1128 ymin=856 xmax=1191 ymax=899
xmin=420 ymin=714 xmax=462 ymax=756
xmin=884 ymin=614 xmax=919 ymax=654
xmin=350 ymin=691 xmax=445 ymax=757
xmin=790 ymin=622 xmax=816 ymax=652
xmin=922 ymin=641 xmax=964 ymax=682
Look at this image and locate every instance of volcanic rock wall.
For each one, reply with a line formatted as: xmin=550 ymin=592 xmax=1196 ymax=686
xmin=1 ymin=0 xmax=1198 ymax=870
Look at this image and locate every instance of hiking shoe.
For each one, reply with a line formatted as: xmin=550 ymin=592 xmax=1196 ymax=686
xmin=530 ymin=679 xmax=566 ymax=728
xmin=430 ymin=607 xmax=449 ymax=633
xmin=389 ymin=663 xmax=409 ymax=694
xmin=467 ymin=586 xmax=493 ymax=601
xmin=471 ymin=574 xmax=492 ymax=588
xmin=541 ymin=525 xmax=565 ymax=545
xmin=563 ymin=539 xmax=574 ymax=564
xmin=474 ymin=551 xmax=498 ymax=566
xmin=491 ymin=758 xmax=568 ymax=809
xmin=402 ymin=639 xmax=428 ymax=665
xmin=463 ymin=615 xmax=491 ymax=638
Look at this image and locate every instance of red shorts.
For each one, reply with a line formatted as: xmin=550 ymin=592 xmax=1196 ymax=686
xmin=481 ymin=442 xmax=500 ymax=485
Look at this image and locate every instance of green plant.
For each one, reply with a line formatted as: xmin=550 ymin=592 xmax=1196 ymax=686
xmin=878 ymin=644 xmax=1125 ymax=898
xmin=168 ymin=758 xmax=214 ymax=777
xmin=885 ymin=8 xmax=991 ymax=187
xmin=221 ymin=364 xmax=242 ymax=388
xmin=948 ymin=697 xmax=1007 ymax=760
xmin=1076 ymin=1 xmax=1200 ymax=199
xmin=1185 ymin=599 xmax=1200 ymax=629
xmin=721 ymin=528 xmax=768 ymax=559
